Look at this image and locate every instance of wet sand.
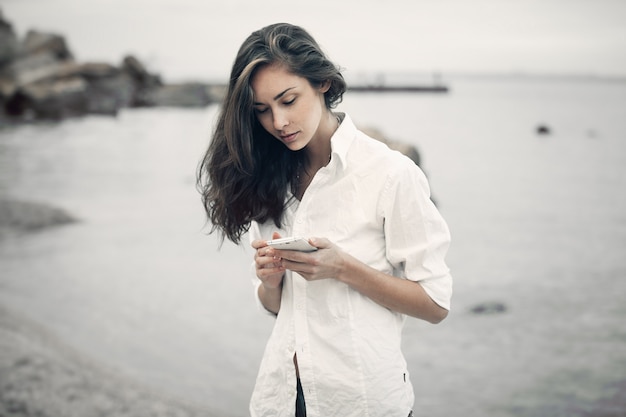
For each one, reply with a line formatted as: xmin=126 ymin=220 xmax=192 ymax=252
xmin=0 ymin=199 xmax=221 ymax=416
xmin=0 ymin=305 xmax=221 ymax=417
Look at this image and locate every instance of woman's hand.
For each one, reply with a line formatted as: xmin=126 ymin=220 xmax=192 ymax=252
xmin=251 ymin=232 xmax=286 ymax=315
xmin=252 ymin=232 xmax=286 ymax=289
xmin=274 ymin=236 xmax=448 ymax=323
xmin=273 ymin=237 xmax=346 ymax=281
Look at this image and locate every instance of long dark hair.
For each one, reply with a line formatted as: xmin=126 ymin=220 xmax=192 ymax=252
xmin=196 ymin=23 xmax=347 ymax=244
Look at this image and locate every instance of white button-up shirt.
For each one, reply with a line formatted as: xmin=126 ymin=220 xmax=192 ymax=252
xmin=249 ymin=114 xmax=452 ymax=417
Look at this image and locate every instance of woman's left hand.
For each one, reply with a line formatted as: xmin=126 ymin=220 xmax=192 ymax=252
xmin=273 ymin=237 xmax=345 ymax=281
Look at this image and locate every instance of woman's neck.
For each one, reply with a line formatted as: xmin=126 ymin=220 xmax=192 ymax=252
xmin=304 ymin=111 xmax=339 ymax=171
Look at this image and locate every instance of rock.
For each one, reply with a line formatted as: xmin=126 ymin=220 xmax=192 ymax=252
xmin=470 ymin=301 xmax=507 ymax=315
xmin=85 ymin=72 xmax=136 ymax=115
xmin=0 ymin=8 xmax=18 ymax=120
xmin=121 ymin=55 xmax=162 ymax=107
xmin=57 ymin=62 xmax=137 ymax=114
xmin=121 ymin=55 xmax=161 ymax=88
xmin=20 ymin=30 xmax=73 ymax=61
xmin=12 ymin=76 xmax=89 ymax=119
xmin=57 ymin=61 xmax=120 ymax=80
xmin=145 ymin=83 xmax=215 ymax=108
xmin=0 ymin=10 xmax=218 ymax=122
xmin=536 ymin=124 xmax=551 ymax=135
xmin=359 ymin=126 xmax=438 ymax=204
xmin=361 ymin=126 xmax=422 ymax=166
xmin=0 ymin=199 xmax=77 ymax=234
xmin=8 ymin=51 xmax=72 ymax=86
xmin=0 ymin=9 xmax=18 ymax=67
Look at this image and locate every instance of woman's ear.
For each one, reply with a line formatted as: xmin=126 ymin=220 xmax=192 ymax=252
xmin=319 ymin=80 xmax=331 ymax=93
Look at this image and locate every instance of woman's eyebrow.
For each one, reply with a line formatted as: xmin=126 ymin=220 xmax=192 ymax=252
xmin=254 ymin=87 xmax=296 ymax=105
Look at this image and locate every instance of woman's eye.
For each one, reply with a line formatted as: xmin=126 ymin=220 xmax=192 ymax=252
xmin=284 ymin=98 xmax=296 ymax=106
xmin=254 ymin=107 xmax=268 ymax=114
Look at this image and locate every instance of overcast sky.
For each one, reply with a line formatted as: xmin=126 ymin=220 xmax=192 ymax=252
xmin=2 ymin=0 xmax=625 ymax=81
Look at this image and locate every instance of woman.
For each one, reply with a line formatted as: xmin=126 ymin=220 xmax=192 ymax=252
xmin=197 ymin=23 xmax=452 ymax=417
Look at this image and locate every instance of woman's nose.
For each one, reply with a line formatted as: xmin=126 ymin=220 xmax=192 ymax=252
xmin=273 ymin=111 xmax=288 ymax=130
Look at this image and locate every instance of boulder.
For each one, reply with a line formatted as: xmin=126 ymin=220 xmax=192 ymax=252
xmin=0 ymin=10 xmax=218 ymax=122
xmin=0 ymin=9 xmax=18 ymax=118
xmin=57 ymin=62 xmax=137 ymax=114
xmin=144 ymin=82 xmax=215 ymax=107
xmin=8 ymin=51 xmax=72 ymax=86
xmin=360 ymin=126 xmax=422 ymax=166
xmin=85 ymin=72 xmax=136 ymax=115
xmin=121 ymin=55 xmax=162 ymax=106
xmin=4 ymin=61 xmax=137 ymax=118
xmin=0 ymin=199 xmax=77 ymax=233
xmin=121 ymin=55 xmax=160 ymax=87
xmin=360 ymin=126 xmax=438 ymax=205
xmin=0 ymin=9 xmax=18 ymax=67
xmin=11 ymin=76 xmax=89 ymax=120
xmin=20 ymin=30 xmax=73 ymax=61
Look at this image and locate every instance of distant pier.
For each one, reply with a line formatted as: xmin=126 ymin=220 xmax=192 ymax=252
xmin=347 ymin=84 xmax=449 ymax=93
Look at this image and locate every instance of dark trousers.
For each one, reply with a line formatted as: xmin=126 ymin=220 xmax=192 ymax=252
xmin=295 ymin=378 xmax=306 ymax=417
xmin=294 ymin=379 xmax=413 ymax=417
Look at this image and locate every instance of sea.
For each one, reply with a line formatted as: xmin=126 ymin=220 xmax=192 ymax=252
xmin=1 ymin=74 xmax=625 ymax=417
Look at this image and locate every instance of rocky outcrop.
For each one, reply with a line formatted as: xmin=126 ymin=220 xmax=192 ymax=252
xmin=0 ymin=199 xmax=77 ymax=235
xmin=360 ymin=126 xmax=422 ymax=167
xmin=0 ymin=8 xmax=221 ymax=123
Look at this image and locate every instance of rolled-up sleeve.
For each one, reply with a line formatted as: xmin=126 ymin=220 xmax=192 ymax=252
xmin=381 ymin=158 xmax=453 ymax=310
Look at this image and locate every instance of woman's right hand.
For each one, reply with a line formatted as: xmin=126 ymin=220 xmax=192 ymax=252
xmin=252 ymin=231 xmax=286 ymax=289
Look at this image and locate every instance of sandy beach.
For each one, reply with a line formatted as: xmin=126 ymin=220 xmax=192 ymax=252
xmin=0 ymin=304 xmax=220 ymax=417
xmin=0 ymin=200 xmax=221 ymax=417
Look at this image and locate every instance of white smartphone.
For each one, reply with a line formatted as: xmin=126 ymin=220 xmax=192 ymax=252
xmin=266 ymin=237 xmax=317 ymax=252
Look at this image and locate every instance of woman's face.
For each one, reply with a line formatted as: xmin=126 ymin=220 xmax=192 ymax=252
xmin=251 ymin=64 xmax=330 ymax=151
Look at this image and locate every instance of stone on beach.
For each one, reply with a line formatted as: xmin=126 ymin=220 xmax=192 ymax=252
xmin=470 ymin=301 xmax=507 ymax=315
xmin=0 ymin=199 xmax=77 ymax=235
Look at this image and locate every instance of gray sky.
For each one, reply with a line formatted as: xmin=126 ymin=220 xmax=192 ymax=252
xmin=2 ymin=0 xmax=625 ymax=81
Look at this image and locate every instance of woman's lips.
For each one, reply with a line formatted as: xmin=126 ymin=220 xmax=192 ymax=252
xmin=280 ymin=132 xmax=299 ymax=143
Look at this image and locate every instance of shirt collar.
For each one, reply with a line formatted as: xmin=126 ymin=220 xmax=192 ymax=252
xmin=330 ymin=112 xmax=356 ymax=171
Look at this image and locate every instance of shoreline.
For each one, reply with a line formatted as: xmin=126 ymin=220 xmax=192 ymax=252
xmin=0 ymin=304 xmax=226 ymax=417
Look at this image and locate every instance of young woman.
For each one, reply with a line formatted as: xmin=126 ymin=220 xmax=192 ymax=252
xmin=197 ymin=23 xmax=452 ymax=417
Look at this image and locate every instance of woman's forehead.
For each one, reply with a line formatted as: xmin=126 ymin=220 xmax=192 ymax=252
xmin=251 ymin=65 xmax=306 ymax=100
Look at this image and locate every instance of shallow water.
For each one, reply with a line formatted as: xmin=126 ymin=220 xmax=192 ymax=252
xmin=1 ymin=76 xmax=625 ymax=416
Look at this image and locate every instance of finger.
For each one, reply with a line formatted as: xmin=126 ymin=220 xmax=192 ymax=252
xmin=251 ymin=239 xmax=268 ymax=250
xmin=258 ymin=267 xmax=284 ymax=278
xmin=272 ymin=249 xmax=309 ymax=262
xmin=257 ymin=264 xmax=286 ymax=279
xmin=280 ymin=258 xmax=315 ymax=274
xmin=308 ymin=237 xmax=330 ymax=249
xmin=256 ymin=255 xmax=282 ymax=269
xmin=255 ymin=245 xmax=279 ymax=260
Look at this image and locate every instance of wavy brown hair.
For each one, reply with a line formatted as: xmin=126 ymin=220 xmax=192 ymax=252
xmin=197 ymin=23 xmax=347 ymax=244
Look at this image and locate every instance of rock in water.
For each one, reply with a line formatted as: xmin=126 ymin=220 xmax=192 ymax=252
xmin=0 ymin=199 xmax=77 ymax=233
xmin=470 ymin=301 xmax=507 ymax=315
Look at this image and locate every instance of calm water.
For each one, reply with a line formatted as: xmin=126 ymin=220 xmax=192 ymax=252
xmin=1 ymin=76 xmax=625 ymax=416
